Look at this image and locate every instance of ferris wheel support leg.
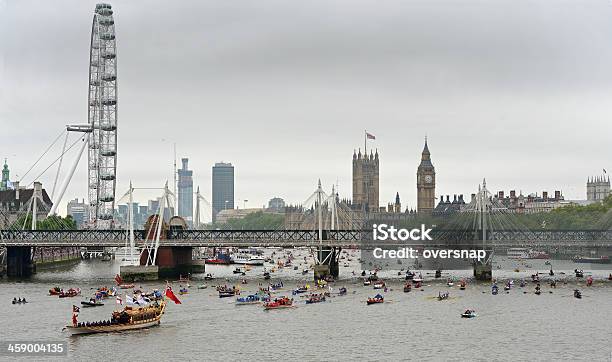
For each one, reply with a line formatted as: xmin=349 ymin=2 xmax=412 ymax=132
xmin=50 ymin=138 xmax=89 ymax=215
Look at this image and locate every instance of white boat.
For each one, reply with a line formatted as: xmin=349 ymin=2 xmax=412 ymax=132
xmin=232 ymin=251 xmax=265 ymax=265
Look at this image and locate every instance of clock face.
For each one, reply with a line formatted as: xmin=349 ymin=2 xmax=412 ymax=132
xmin=424 ymin=175 xmax=433 ymax=183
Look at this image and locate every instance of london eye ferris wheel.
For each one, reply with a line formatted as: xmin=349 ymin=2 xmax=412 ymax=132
xmin=87 ymin=3 xmax=117 ymax=228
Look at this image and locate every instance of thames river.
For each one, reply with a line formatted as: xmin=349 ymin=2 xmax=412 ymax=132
xmin=1 ymin=253 xmax=611 ymax=361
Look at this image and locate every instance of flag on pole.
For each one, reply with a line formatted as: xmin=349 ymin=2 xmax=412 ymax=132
xmin=604 ymin=168 xmax=607 ymax=174
xmin=165 ymin=286 xmax=182 ymax=304
xmin=366 ymin=132 xmax=376 ymax=140
xmin=116 ymin=295 xmax=122 ymax=304
xmin=114 ymin=274 xmax=123 ymax=285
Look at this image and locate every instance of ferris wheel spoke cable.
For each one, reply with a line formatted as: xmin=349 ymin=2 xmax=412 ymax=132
xmin=24 ymin=135 xmax=87 ymax=189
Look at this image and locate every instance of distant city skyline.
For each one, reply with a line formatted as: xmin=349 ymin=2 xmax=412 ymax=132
xmin=2 ymin=0 xmax=611 ymax=215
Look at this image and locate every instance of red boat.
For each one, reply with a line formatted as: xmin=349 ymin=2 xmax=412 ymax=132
xmin=59 ymin=288 xmax=81 ymax=298
xmin=367 ymin=294 xmax=384 ymax=305
xmin=49 ymin=287 xmax=62 ymax=296
xmin=263 ymin=297 xmax=294 ymax=310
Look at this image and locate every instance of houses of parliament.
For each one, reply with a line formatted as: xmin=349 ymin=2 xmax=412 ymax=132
xmin=351 ymin=139 xmax=436 ymax=215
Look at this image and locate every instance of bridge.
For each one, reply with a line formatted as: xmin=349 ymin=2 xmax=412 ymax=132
xmin=2 ymin=229 xmax=611 ymax=248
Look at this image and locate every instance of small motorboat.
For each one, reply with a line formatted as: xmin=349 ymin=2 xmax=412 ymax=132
xmin=367 ymin=274 xmax=379 ymax=282
xmin=363 ymin=280 xmax=371 ymax=286
xmin=219 ymin=290 xmax=236 ymax=298
xmin=235 ymin=295 xmax=261 ymax=306
xmin=405 ymin=271 xmax=415 ymax=281
xmin=49 ymin=287 xmax=62 ymax=296
xmin=461 ymin=309 xmax=477 ymax=318
xmin=305 ymin=294 xmax=326 ymax=304
xmin=366 ymin=294 xmax=384 ymax=305
xmin=491 ymin=285 xmax=499 ymax=295
xmin=263 ymin=272 xmax=271 ymax=280
xmin=197 ymin=284 xmax=208 ymax=290
xmin=373 ymin=281 xmax=385 ymax=290
xmin=403 ymin=283 xmax=412 ymax=293
xmin=338 ymin=287 xmax=347 ymax=296
xmin=12 ymin=298 xmax=28 ymax=305
xmin=459 ymin=280 xmax=466 ymax=290
xmin=435 ymin=269 xmax=442 ymax=278
xmin=447 ymin=279 xmax=454 ymax=287
xmin=573 ymin=289 xmax=582 ymax=299
xmin=292 ymin=286 xmax=309 ymax=295
xmin=586 ymin=276 xmax=593 ymax=286
xmin=232 ymin=268 xmax=244 ymax=274
xmin=437 ymin=292 xmax=449 ymax=301
xmin=535 ymin=284 xmax=541 ymax=295
xmin=81 ymin=298 xmax=104 ymax=307
xmin=59 ymin=288 xmax=81 ymax=298
xmin=179 ymin=287 xmax=189 ymax=295
xmin=204 ymin=274 xmax=214 ymax=281
xmin=574 ymin=269 xmax=584 ymax=278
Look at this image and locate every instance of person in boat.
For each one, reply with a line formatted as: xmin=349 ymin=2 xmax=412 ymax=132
xmin=12 ymin=297 xmax=17 ymax=304
xmin=549 ymin=268 xmax=554 ymax=276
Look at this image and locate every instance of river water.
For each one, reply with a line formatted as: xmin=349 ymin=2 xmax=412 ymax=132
xmin=1 ymin=250 xmax=611 ymax=361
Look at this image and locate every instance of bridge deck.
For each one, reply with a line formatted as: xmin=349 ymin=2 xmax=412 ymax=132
xmin=1 ymin=229 xmax=611 ymax=248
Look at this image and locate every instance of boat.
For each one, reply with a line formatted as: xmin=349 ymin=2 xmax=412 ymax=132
xmin=203 ymin=273 xmax=214 ymax=281
xmin=403 ymin=283 xmax=412 ymax=293
xmin=366 ymin=294 xmax=384 ymax=305
xmin=573 ymin=255 xmax=610 ymax=264
xmin=302 ymin=269 xmax=309 ymax=275
xmin=437 ymin=291 xmax=449 ymax=301
xmin=446 ymin=279 xmax=453 ymax=287
xmin=81 ymin=298 xmax=104 ymax=307
xmin=12 ymin=298 xmax=28 ymax=304
xmin=235 ymin=295 xmax=261 ymax=305
xmin=405 ymin=271 xmax=415 ymax=280
xmin=219 ymin=290 xmax=236 ymax=298
xmin=435 ymin=269 xmax=442 ymax=278
xmin=459 ymin=280 xmax=466 ymax=290
xmin=414 ymin=281 xmax=422 ymax=289
xmin=412 ymin=274 xmax=424 ymax=283
xmin=491 ymin=285 xmax=498 ymax=295
xmin=292 ymin=286 xmax=309 ymax=295
xmin=363 ymin=280 xmax=371 ymax=286
xmin=65 ymin=300 xmax=166 ymax=335
xmin=305 ymin=294 xmax=326 ymax=304
xmin=179 ymin=287 xmax=189 ymax=295
xmin=114 ymin=274 xmax=134 ymax=289
xmin=232 ymin=267 xmax=245 ymax=274
xmin=59 ymin=288 xmax=81 ymax=298
xmin=461 ymin=309 xmax=477 ymax=318
xmin=338 ymin=287 xmax=347 ymax=296
xmin=263 ymin=297 xmax=294 ymax=310
xmin=573 ymin=289 xmax=582 ymax=299
xmin=205 ymin=252 xmax=232 ymax=265
xmin=535 ymin=285 xmax=541 ymax=295
xmin=232 ymin=250 xmax=265 ymax=266
xmin=49 ymin=287 xmax=62 ymax=296
xmin=586 ymin=276 xmax=593 ymax=286
xmin=574 ymin=269 xmax=584 ymax=278
xmin=373 ymin=281 xmax=385 ymax=290
xmin=197 ymin=284 xmax=208 ymax=290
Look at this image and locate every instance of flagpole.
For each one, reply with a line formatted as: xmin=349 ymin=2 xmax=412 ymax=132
xmin=364 ymin=130 xmax=367 ymax=155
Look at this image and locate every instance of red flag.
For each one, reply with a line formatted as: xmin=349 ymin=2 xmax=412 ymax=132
xmin=366 ymin=132 xmax=376 ymax=140
xmin=115 ymin=274 xmax=123 ymax=285
xmin=165 ymin=286 xmax=181 ymax=304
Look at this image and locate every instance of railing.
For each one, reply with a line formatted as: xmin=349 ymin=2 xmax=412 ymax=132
xmin=0 ymin=229 xmax=611 ymax=247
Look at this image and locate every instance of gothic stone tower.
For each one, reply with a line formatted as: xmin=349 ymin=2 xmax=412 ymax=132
xmin=352 ymin=149 xmax=379 ymax=212
xmin=417 ymin=139 xmax=435 ymax=214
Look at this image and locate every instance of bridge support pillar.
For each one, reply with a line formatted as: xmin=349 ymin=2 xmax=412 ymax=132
xmin=314 ymin=246 xmax=340 ymax=281
xmin=6 ymin=246 xmax=36 ymax=277
xmin=473 ymin=261 xmax=492 ymax=281
xmin=133 ymin=246 xmax=198 ymax=279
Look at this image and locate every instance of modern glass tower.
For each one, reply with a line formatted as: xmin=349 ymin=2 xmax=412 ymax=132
xmin=212 ymin=162 xmax=234 ymax=222
xmin=177 ymin=158 xmax=193 ymax=225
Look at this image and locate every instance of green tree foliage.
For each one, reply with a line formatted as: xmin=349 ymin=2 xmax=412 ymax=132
xmin=12 ymin=214 xmax=77 ymax=230
xmin=212 ymin=211 xmax=284 ymax=230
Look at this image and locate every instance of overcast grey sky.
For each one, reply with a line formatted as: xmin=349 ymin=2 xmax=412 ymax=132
xmin=1 ymin=0 xmax=611 ymax=217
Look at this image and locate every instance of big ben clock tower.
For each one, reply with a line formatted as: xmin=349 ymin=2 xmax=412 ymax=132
xmin=417 ymin=138 xmax=435 ymax=214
